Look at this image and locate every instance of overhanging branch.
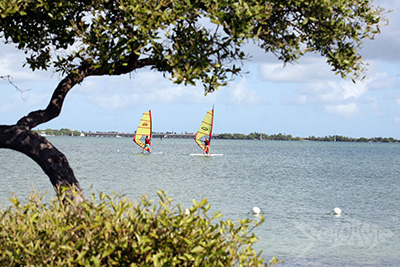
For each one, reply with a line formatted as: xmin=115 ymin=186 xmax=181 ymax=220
xmin=15 ymin=55 xmax=155 ymax=130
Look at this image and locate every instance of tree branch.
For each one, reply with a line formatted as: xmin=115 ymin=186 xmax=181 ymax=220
xmin=1 ymin=75 xmax=31 ymax=101
xmin=112 ymin=55 xmax=156 ymax=75
xmin=0 ymin=124 xmax=84 ymax=204
xmin=15 ymin=54 xmax=155 ymax=131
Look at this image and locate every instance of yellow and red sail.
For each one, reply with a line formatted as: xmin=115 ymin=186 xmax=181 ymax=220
xmin=134 ymin=110 xmax=152 ymax=151
xmin=194 ymin=108 xmax=214 ymax=153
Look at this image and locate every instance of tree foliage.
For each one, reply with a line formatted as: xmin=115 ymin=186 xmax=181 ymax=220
xmin=1 ymin=0 xmax=386 ymax=88
xmin=216 ymin=132 xmax=399 ymax=143
xmin=0 ymin=0 xmax=388 ymax=199
xmin=33 ymin=128 xmax=81 ymax=136
xmin=0 ymin=190 xmax=280 ymax=266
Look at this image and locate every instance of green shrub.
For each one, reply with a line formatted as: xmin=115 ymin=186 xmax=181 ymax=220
xmin=0 ymin=190 xmax=279 ymax=266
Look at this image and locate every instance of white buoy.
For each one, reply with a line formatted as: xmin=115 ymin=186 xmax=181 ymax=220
xmin=333 ymin=207 xmax=342 ymax=215
xmin=252 ymin=207 xmax=261 ymax=214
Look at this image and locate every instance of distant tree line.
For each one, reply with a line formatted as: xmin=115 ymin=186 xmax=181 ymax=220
xmin=215 ymin=132 xmax=400 ymax=143
xmin=33 ymin=129 xmax=399 ymax=143
xmin=34 ymin=128 xmax=81 ymax=137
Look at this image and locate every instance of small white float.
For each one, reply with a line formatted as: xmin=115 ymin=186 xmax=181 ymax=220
xmin=333 ymin=207 xmax=342 ymax=216
xmin=252 ymin=207 xmax=261 ymax=214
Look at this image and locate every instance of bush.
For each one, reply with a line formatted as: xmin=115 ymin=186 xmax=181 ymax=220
xmin=0 ymin=190 xmax=279 ymax=266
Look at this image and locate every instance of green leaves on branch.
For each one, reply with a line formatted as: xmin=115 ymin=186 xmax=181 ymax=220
xmin=0 ymin=0 xmax=388 ymax=92
xmin=0 ymin=189 xmax=279 ymax=266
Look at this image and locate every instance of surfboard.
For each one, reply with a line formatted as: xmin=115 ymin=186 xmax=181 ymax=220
xmin=190 ymin=153 xmax=223 ymax=157
xmin=135 ymin=151 xmax=163 ymax=155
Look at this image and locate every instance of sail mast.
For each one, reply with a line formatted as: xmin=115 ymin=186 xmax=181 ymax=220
xmin=209 ymin=107 xmax=214 ymax=140
xmin=149 ymin=110 xmax=153 ymax=139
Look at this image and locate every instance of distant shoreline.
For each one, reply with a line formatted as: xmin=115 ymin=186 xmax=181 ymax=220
xmin=34 ymin=129 xmax=400 ymax=143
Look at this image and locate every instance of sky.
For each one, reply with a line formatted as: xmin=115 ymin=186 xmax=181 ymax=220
xmin=1 ymin=0 xmax=400 ymax=139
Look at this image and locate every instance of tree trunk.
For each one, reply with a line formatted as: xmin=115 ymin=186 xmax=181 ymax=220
xmin=0 ymin=67 xmax=89 ymax=203
xmin=0 ymin=124 xmax=84 ymax=204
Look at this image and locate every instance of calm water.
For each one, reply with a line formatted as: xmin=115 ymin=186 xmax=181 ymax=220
xmin=1 ymin=137 xmax=399 ymax=266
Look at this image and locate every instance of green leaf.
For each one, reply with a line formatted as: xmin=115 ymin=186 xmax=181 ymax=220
xmin=191 ymin=246 xmax=204 ymax=253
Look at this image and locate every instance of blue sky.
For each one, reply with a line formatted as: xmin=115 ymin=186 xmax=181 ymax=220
xmin=1 ymin=0 xmax=400 ymax=138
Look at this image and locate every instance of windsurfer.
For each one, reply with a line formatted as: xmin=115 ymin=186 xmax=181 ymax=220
xmin=203 ymin=138 xmax=210 ymax=155
xmin=143 ymin=136 xmax=151 ymax=153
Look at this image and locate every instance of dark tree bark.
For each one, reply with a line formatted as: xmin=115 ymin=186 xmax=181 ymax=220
xmin=0 ymin=58 xmax=155 ymax=203
xmin=0 ymin=125 xmax=84 ymax=203
xmin=0 ymin=66 xmax=88 ymax=203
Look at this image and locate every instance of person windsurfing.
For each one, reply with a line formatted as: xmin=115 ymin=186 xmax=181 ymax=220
xmin=142 ymin=135 xmax=151 ymax=153
xmin=203 ymin=137 xmax=210 ymax=155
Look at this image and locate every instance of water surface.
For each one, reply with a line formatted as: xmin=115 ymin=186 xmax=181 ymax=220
xmin=1 ymin=137 xmax=399 ymax=266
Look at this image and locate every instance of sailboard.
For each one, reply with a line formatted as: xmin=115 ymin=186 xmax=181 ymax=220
xmin=189 ymin=153 xmax=223 ymax=157
xmin=133 ymin=110 xmax=152 ymax=152
xmin=192 ymin=107 xmax=223 ymax=156
xmin=134 ymin=151 xmax=163 ymax=155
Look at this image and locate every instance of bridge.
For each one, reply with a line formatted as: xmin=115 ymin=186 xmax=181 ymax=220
xmin=81 ymin=132 xmax=196 ymax=139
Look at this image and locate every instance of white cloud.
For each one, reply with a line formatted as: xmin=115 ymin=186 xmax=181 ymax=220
xmin=324 ymin=103 xmax=358 ymax=117
xmin=83 ymin=70 xmax=219 ymax=111
xmin=295 ymin=80 xmax=367 ymax=104
xmin=225 ymin=77 xmax=268 ymax=106
xmin=259 ymin=56 xmax=336 ymax=83
xmin=0 ymin=43 xmax=53 ymax=82
xmin=364 ymin=61 xmax=400 ymax=91
xmin=341 ymin=80 xmax=367 ymax=99
xmin=280 ymin=74 xmax=370 ymax=118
